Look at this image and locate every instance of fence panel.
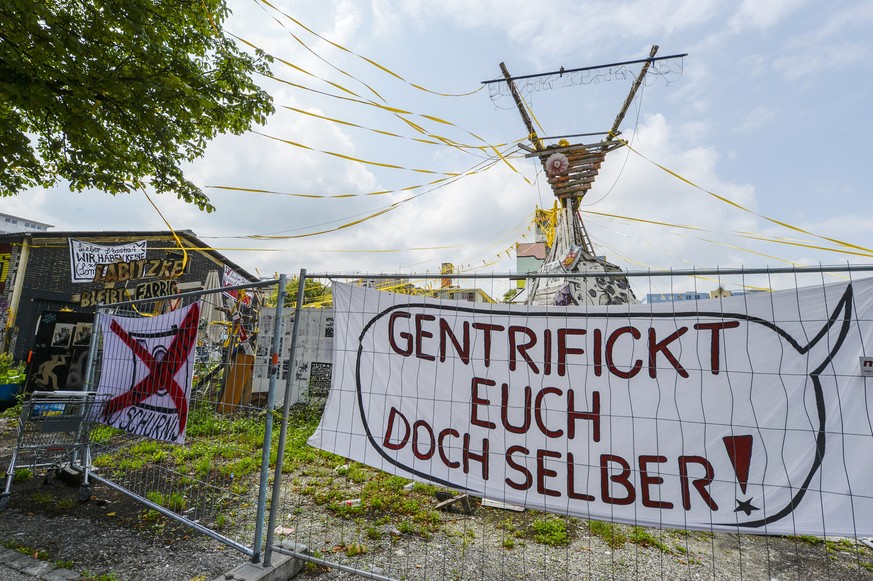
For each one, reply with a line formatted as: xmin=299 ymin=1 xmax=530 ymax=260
xmin=83 ymin=277 xmax=284 ymax=558
xmin=266 ymin=266 xmax=873 ymax=580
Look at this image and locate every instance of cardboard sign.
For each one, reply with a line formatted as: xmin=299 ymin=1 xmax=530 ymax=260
xmin=309 ymin=280 xmax=873 ymax=536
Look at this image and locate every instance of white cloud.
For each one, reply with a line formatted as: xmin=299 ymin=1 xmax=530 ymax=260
xmin=729 ymin=0 xmax=810 ymax=31
xmin=732 ymin=106 xmax=775 ymax=133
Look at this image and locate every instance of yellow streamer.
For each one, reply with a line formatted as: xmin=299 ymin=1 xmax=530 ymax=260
xmin=255 ymin=0 xmax=484 ymax=98
xmin=615 ymin=136 xmax=873 ymax=256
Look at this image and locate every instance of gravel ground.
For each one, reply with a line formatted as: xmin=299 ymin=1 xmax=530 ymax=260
xmin=0 ymin=414 xmax=245 ymax=581
xmin=2 ymin=411 xmax=873 ymax=581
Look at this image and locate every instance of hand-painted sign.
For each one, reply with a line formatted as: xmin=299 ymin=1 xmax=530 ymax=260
xmin=24 ymin=311 xmax=94 ymax=393
xmin=69 ymin=239 xmax=146 ymax=283
xmin=78 ymin=280 xmax=179 ymax=307
xmin=0 ymin=242 xmax=11 ymax=294
xmin=95 ymin=302 xmax=200 ymax=443
xmin=223 ymin=265 xmax=251 ymax=306
xmin=309 ymin=280 xmax=873 ymax=536
xmin=92 ymin=258 xmax=185 ymax=283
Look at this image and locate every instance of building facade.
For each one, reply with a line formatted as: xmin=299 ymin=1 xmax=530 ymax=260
xmin=0 ymin=230 xmax=256 ymax=360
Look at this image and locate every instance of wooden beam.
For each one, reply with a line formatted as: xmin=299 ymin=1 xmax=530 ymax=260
xmin=606 ymin=45 xmax=659 ymax=142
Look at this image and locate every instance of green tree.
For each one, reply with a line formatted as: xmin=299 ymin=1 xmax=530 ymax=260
xmin=270 ymin=277 xmax=332 ymax=308
xmin=0 ymin=0 xmax=274 ymax=211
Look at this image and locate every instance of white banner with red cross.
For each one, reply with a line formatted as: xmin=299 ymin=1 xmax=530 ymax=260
xmin=95 ymin=302 xmax=200 ymax=444
xmin=309 ymin=280 xmax=873 ymax=537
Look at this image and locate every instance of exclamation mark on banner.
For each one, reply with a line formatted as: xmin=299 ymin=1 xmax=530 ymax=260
xmin=723 ymin=434 xmax=759 ymax=515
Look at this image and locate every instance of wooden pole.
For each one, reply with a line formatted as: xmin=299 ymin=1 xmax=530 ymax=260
xmin=605 ymin=45 xmax=659 ymax=142
xmin=500 ymin=62 xmax=541 ymax=150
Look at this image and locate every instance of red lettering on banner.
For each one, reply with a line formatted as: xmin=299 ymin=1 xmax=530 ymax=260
xmin=601 ymin=454 xmax=636 ymax=505
xmin=470 ymin=377 xmax=497 ymax=429
xmin=471 ymin=322 xmax=505 ymax=368
xmin=412 ymin=420 xmax=435 ymax=460
xmin=439 ymin=319 xmax=470 ymax=364
xmin=557 ymin=328 xmax=586 ymax=376
xmin=505 ymin=445 xmax=532 ymax=491
xmin=606 ymin=326 xmax=643 ymax=378
xmin=509 ymin=325 xmax=538 ymax=374
xmin=462 ymin=434 xmax=489 ymax=480
xmin=415 ymin=314 xmax=436 ymax=361
xmin=648 ymin=327 xmax=690 ymax=378
xmin=438 ymin=428 xmax=460 ymax=468
xmin=543 ymin=329 xmax=553 ymax=376
xmin=501 ymin=383 xmax=531 ymax=434
xmin=536 ymin=449 xmax=562 ymax=497
xmin=388 ymin=312 xmax=413 ymax=356
xmin=593 ymin=328 xmax=603 ymax=377
xmin=534 ymin=387 xmax=563 ymax=438
xmin=639 ymin=455 xmax=673 ymax=509
xmin=568 ymin=389 xmax=600 ymax=442
xmin=693 ymin=321 xmax=740 ymax=375
xmin=383 ymin=407 xmax=410 ymax=450
xmin=679 ymin=455 xmax=718 ymax=511
xmin=567 ymin=452 xmax=595 ymax=501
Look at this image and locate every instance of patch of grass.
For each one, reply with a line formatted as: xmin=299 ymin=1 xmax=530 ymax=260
xmin=825 ymin=538 xmax=857 ymax=557
xmin=628 ymin=527 xmax=672 ymax=554
xmin=366 ymin=526 xmax=382 ymax=540
xmin=502 ymin=536 xmax=515 ymax=549
xmin=12 ymin=468 xmax=33 ymax=482
xmin=81 ymin=571 xmax=122 ymax=581
xmin=56 ymin=497 xmax=76 ymax=510
xmin=793 ymin=534 xmax=824 ymax=546
xmin=4 ymin=540 xmax=49 ymax=560
xmin=529 ymin=516 xmax=570 ymax=547
xmin=145 ymin=490 xmax=187 ymax=512
xmin=589 ymin=520 xmax=628 ymax=549
xmin=30 ymin=491 xmax=56 ymax=506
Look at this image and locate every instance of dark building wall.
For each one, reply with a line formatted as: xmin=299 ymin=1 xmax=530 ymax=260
xmin=6 ymin=233 xmax=250 ymax=360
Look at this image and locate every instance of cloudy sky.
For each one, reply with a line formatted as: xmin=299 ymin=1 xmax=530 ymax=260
xmin=5 ymin=0 xmax=873 ymax=296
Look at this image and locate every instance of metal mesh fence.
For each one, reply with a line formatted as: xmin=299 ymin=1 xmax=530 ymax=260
xmin=264 ymin=266 xmax=873 ymax=580
xmin=84 ymin=278 xmax=284 ymax=557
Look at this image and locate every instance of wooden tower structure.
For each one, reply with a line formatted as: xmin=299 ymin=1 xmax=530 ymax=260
xmin=495 ymin=46 xmax=665 ymax=306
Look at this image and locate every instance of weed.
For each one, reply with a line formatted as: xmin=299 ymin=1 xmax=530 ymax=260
xmin=30 ymin=491 xmax=56 ymax=506
xmin=145 ymin=490 xmax=187 ymax=512
xmin=366 ymin=526 xmax=382 ymax=540
xmin=6 ymin=540 xmax=48 ymax=560
xmin=589 ymin=520 xmax=628 ymax=549
xmin=628 ymin=527 xmax=672 ymax=554
xmin=81 ymin=571 xmax=122 ymax=581
xmin=502 ymin=536 xmax=515 ymax=549
xmin=345 ymin=543 xmax=367 ymax=557
xmin=56 ymin=497 xmax=75 ymax=510
xmin=529 ymin=516 xmax=570 ymax=547
xmin=794 ymin=534 xmax=824 ymax=546
xmin=12 ymin=468 xmax=33 ymax=482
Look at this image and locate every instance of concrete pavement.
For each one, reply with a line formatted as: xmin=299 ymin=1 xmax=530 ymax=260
xmin=0 ymin=547 xmax=84 ymax=580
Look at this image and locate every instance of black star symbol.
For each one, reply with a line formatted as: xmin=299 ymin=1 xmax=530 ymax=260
xmin=735 ymin=498 xmax=760 ymax=516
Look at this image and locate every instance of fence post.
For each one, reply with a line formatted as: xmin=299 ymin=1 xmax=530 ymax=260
xmin=251 ymin=274 xmax=287 ymax=563
xmin=263 ymin=269 xmax=308 ymax=568
xmin=83 ymin=306 xmax=102 ymax=392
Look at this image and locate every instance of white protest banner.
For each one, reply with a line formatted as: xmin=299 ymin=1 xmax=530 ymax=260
xmin=95 ymin=301 xmax=200 ymax=444
xmin=309 ymin=280 xmax=873 ymax=536
xmin=69 ymin=239 xmax=147 ymax=283
xmin=223 ymin=264 xmax=251 ymax=306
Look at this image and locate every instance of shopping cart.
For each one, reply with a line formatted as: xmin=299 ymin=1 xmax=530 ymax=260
xmin=0 ymin=390 xmax=105 ymax=510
